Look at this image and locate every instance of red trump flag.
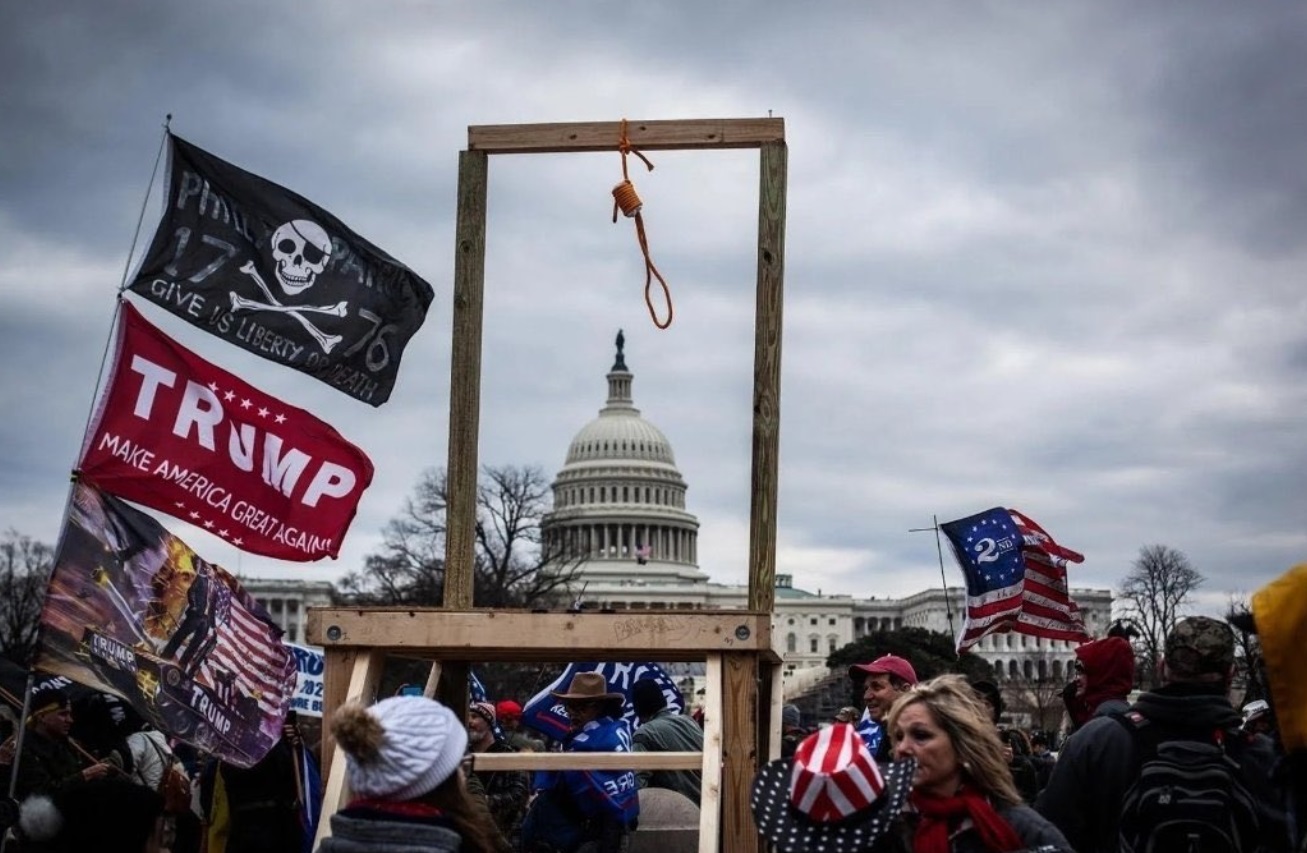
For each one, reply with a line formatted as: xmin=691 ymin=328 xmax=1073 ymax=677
xmin=78 ymin=301 xmax=374 ymax=560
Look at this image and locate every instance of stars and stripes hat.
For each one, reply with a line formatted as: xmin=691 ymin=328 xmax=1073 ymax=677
xmin=751 ymin=723 xmax=914 ymax=853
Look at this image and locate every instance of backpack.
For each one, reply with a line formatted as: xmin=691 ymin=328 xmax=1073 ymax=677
xmin=1115 ymin=710 xmax=1263 ymax=853
xmin=139 ymin=733 xmax=193 ymax=815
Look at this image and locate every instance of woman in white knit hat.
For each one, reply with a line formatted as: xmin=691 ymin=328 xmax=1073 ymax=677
xmin=316 ymin=695 xmax=504 ymax=853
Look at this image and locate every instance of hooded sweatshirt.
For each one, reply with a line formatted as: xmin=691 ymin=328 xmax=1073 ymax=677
xmin=1065 ymin=636 xmax=1135 ymax=729
xmin=1037 ymin=682 xmax=1286 ymax=853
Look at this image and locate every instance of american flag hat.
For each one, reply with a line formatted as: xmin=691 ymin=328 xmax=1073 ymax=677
xmin=750 ymin=723 xmax=914 ymax=853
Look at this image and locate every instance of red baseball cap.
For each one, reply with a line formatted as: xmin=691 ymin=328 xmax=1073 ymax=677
xmin=495 ymin=700 xmax=523 ymax=719
xmin=848 ymin=654 xmax=918 ymax=686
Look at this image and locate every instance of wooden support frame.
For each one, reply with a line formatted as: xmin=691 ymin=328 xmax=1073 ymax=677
xmin=311 ymin=117 xmax=786 ymax=852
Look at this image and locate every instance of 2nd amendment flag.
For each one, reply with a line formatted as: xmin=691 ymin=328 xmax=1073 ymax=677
xmin=127 ymin=134 xmax=435 ymax=406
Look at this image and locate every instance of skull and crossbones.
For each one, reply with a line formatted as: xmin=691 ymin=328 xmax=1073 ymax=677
xmin=228 ymin=220 xmax=349 ymax=353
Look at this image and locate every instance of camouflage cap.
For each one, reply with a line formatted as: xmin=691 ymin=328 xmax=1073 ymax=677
xmin=1164 ymin=616 xmax=1235 ymax=680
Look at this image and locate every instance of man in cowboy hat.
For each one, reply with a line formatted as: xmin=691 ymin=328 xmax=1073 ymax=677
xmin=521 ymin=672 xmax=639 ymax=853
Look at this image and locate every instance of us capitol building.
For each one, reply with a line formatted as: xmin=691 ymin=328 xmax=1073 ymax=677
xmin=538 ymin=335 xmax=1113 ymax=690
xmin=259 ymin=335 xmax=1112 ymax=695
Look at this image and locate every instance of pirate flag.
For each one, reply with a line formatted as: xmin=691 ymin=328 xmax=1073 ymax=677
xmin=127 ymin=133 xmax=435 ymax=406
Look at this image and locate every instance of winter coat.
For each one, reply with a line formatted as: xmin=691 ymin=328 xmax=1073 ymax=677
xmin=317 ymin=806 xmax=463 ymax=853
xmin=632 ymin=708 xmax=703 ymax=802
xmin=522 ymin=716 xmax=639 ymax=852
xmin=126 ymin=729 xmax=172 ymax=790
xmin=471 ymin=739 xmax=528 ymax=844
xmin=14 ymin=732 xmax=85 ymax=800
xmin=877 ymin=802 xmax=1073 ymax=852
xmin=1036 ymin=681 xmax=1288 ymax=853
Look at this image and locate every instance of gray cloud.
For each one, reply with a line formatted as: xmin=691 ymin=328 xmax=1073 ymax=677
xmin=1 ymin=1 xmax=1304 ymax=611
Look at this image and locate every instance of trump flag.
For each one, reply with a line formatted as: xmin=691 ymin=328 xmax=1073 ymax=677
xmin=33 ymin=483 xmax=296 ymax=767
xmin=78 ymin=301 xmax=373 ymax=561
xmin=941 ymin=507 xmax=1090 ymax=653
xmin=521 ymin=662 xmax=686 ymax=741
xmin=127 ymin=134 xmax=434 ymax=405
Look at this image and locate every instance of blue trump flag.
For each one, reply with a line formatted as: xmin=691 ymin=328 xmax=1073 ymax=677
xmin=521 ymin=662 xmax=685 ymax=741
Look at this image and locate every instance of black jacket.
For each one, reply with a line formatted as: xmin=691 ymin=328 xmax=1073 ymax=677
xmin=1036 ymin=682 xmax=1288 ymax=853
xmin=875 ymin=802 xmax=1073 ymax=852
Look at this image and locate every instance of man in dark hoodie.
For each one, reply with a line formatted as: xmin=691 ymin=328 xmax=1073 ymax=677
xmin=1036 ymin=616 xmax=1287 ymax=852
xmin=1061 ymin=634 xmax=1135 ymax=732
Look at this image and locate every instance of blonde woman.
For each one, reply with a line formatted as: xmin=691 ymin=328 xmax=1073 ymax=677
xmin=881 ymin=675 xmax=1071 ymax=853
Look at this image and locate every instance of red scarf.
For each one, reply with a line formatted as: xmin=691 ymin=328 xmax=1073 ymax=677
xmin=347 ymin=797 xmax=446 ymax=820
xmin=909 ymin=785 xmax=1024 ymax=853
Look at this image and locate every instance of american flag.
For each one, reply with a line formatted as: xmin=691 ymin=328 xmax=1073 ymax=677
xmin=940 ymin=507 xmax=1090 ymax=653
xmin=197 ymin=575 xmax=297 ymax=717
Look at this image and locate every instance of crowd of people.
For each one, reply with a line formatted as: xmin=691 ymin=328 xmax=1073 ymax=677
xmin=758 ymin=613 xmax=1298 ymax=852
xmin=0 ymin=606 xmax=1302 ymax=852
xmin=0 ymin=668 xmax=705 ymax=853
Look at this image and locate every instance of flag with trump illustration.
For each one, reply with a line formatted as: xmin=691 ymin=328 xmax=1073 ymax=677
xmin=33 ymin=482 xmax=296 ymax=767
xmin=941 ymin=507 xmax=1090 ymax=653
xmin=126 ymin=133 xmax=434 ymax=406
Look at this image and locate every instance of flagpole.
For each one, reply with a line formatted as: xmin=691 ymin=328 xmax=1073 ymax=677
xmin=118 ymin=114 xmax=171 ymax=294
xmin=74 ymin=115 xmax=171 ymax=477
xmin=909 ymin=515 xmax=958 ymax=651
xmin=0 ymin=672 xmax=35 ymax=853
xmin=45 ymin=117 xmax=171 ymax=654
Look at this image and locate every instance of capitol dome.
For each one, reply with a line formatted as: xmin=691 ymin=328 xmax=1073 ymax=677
xmin=541 ymin=331 xmax=705 ymax=586
xmin=565 ymin=414 xmax=676 ymax=467
xmin=563 ymin=346 xmax=678 ymax=468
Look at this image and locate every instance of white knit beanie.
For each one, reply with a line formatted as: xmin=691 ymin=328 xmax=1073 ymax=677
xmin=334 ymin=696 xmax=468 ymax=802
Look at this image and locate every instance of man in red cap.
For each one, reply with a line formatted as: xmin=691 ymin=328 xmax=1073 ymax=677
xmin=496 ymin=699 xmax=543 ymax=752
xmin=847 ymin=654 xmax=918 ymax=761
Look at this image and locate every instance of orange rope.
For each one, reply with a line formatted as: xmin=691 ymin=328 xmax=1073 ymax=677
xmin=611 ymin=119 xmax=673 ymax=329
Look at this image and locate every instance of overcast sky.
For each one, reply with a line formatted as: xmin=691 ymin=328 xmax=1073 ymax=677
xmin=2 ymin=2 xmax=1304 ymax=615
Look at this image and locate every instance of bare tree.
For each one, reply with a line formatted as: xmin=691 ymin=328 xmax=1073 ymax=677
xmin=1000 ymin=650 xmax=1070 ymax=733
xmin=1117 ymin=544 xmax=1203 ymax=687
xmin=0 ymin=530 xmax=53 ymax=663
xmin=1226 ymin=594 xmax=1265 ymax=703
xmin=337 ymin=465 xmax=582 ymax=609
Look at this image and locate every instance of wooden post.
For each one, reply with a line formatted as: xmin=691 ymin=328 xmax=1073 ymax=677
xmin=315 ymin=649 xmax=385 ymax=848
xmin=698 ymin=655 xmax=725 ymax=853
xmin=748 ymin=139 xmax=786 ymax=615
xmin=319 ymin=647 xmax=358 ymax=781
xmin=445 ymin=149 xmax=488 ymax=611
xmin=720 ymin=652 xmax=759 ymax=849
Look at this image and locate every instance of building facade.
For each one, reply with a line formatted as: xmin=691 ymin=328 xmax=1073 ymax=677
xmin=539 ymin=335 xmax=1114 ymax=690
xmin=241 ymin=577 xmax=334 ymax=644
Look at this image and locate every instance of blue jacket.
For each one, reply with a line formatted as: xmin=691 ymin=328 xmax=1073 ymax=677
xmin=535 ymin=716 xmax=639 ymax=825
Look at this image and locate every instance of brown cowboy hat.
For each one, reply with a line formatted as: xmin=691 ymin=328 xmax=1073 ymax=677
xmin=550 ymin=672 xmax=624 ymax=703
